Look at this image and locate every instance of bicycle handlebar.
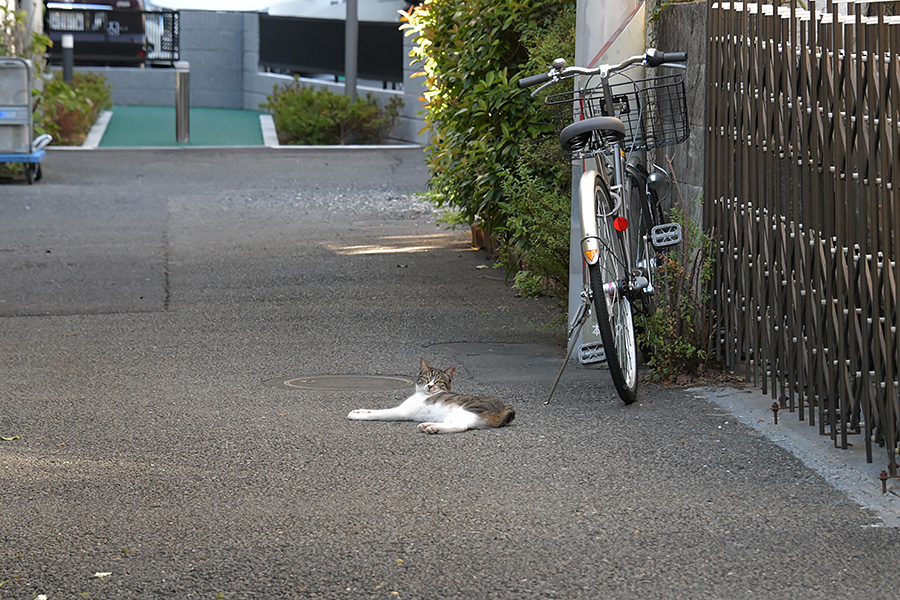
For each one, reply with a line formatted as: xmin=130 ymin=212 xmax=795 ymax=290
xmin=518 ymin=72 xmax=553 ymax=88
xmin=646 ymin=49 xmax=687 ymax=67
xmin=517 ymin=48 xmax=687 ymax=90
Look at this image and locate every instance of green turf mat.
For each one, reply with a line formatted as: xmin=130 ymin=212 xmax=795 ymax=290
xmin=99 ymin=106 xmax=265 ymax=147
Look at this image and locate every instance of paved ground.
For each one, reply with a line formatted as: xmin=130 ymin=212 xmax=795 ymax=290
xmin=2 ymin=148 xmax=900 ymax=599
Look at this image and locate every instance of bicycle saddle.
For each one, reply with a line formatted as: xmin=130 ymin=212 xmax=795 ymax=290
xmin=559 ymin=116 xmax=626 ymax=155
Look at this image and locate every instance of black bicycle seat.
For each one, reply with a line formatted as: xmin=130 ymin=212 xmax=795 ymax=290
xmin=559 ymin=116 xmax=626 ymax=154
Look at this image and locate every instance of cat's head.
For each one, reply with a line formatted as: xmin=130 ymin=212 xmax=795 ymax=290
xmin=417 ymin=358 xmax=455 ymax=394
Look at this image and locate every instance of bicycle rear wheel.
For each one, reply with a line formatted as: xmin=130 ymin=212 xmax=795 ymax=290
xmin=625 ymin=161 xmax=663 ymax=316
xmin=585 ymin=172 xmax=638 ymax=404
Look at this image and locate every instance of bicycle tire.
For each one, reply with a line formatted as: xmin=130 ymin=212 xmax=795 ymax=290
xmin=625 ymin=161 xmax=663 ymax=316
xmin=585 ymin=172 xmax=638 ymax=404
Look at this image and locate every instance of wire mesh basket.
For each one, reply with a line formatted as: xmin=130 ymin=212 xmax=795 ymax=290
xmin=544 ymin=72 xmax=689 ymax=156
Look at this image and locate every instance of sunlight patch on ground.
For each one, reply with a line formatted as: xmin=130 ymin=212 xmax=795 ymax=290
xmin=324 ymin=232 xmax=471 ymax=256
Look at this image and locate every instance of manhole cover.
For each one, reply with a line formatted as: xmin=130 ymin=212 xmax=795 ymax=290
xmin=272 ymin=375 xmax=414 ymax=391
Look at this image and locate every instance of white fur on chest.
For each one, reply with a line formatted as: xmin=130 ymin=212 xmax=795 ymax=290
xmin=398 ymin=391 xmax=455 ymax=422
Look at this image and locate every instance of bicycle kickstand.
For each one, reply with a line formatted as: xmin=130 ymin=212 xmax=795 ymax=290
xmin=546 ymin=291 xmax=592 ymax=405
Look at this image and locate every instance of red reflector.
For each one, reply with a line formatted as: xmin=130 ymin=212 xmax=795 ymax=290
xmin=614 ymin=217 xmax=629 ymax=232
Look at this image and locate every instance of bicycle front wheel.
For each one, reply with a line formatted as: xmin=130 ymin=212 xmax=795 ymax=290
xmin=586 ymin=173 xmax=638 ymax=404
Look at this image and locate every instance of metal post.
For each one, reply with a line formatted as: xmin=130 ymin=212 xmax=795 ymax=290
xmin=175 ymin=60 xmax=190 ymax=143
xmin=345 ymin=0 xmax=358 ymax=101
xmin=62 ymin=34 xmax=74 ymax=83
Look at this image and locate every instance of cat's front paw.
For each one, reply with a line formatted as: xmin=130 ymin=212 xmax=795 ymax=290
xmin=347 ymin=409 xmax=372 ymax=420
xmin=417 ymin=422 xmax=441 ymax=434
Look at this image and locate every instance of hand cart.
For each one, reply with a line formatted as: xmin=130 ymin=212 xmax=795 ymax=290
xmin=0 ymin=57 xmax=52 ymax=184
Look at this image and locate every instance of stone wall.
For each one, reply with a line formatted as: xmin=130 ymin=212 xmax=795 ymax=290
xmin=649 ymin=0 xmax=706 ymax=222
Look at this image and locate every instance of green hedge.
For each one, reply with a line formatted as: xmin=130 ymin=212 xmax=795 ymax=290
xmin=403 ymin=0 xmax=575 ymax=297
xmin=261 ymin=81 xmax=402 ymax=145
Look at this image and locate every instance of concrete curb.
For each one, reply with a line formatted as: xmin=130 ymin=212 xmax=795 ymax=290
xmin=259 ymin=113 xmax=279 ymax=147
xmin=81 ymin=110 xmax=112 ymax=149
xmin=693 ymin=385 xmax=900 ymax=527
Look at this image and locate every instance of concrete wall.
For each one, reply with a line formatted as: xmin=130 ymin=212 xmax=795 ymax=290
xmin=71 ymin=10 xmax=425 ymax=143
xmin=575 ymin=0 xmax=642 ymax=67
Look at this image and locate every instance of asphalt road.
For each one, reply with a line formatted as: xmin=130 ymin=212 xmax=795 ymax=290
xmin=2 ymin=148 xmax=900 ymax=599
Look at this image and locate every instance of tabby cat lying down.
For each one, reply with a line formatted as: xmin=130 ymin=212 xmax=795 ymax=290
xmin=347 ymin=359 xmax=515 ymax=434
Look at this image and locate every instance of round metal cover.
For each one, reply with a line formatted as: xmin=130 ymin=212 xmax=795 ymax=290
xmin=279 ymin=375 xmax=414 ymax=391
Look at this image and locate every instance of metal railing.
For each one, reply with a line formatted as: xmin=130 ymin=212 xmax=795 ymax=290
xmin=705 ymin=0 xmax=900 ymax=478
xmin=45 ymin=8 xmax=179 ymax=67
xmin=258 ymin=14 xmax=403 ymax=84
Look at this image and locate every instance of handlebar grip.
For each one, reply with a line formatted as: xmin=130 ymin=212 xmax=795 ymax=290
xmin=518 ymin=72 xmax=552 ymax=88
xmin=646 ymin=50 xmax=687 ymax=67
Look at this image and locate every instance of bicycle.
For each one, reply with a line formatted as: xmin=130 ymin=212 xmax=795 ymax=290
xmin=519 ymin=48 xmax=690 ymax=405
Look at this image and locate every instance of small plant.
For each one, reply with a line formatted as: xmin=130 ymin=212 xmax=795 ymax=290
xmin=261 ymin=81 xmax=402 ymax=145
xmin=34 ymin=72 xmax=112 ymax=145
xmin=512 ymin=270 xmax=550 ymax=298
xmin=636 ymin=199 xmax=715 ymax=384
xmin=0 ymin=4 xmax=47 ymax=58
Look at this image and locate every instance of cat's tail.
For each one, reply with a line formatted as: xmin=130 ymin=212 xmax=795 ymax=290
xmin=497 ymin=407 xmax=515 ymax=428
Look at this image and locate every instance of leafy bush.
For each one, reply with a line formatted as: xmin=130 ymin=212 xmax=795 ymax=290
xmin=402 ymin=0 xmax=575 ymax=298
xmin=496 ymin=139 xmax=570 ymax=296
xmin=35 ymin=72 xmax=112 ymax=145
xmin=261 ymin=81 xmax=402 ymax=145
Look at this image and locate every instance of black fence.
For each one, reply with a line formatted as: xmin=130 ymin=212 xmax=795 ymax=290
xmin=45 ymin=8 xmax=179 ymax=67
xmin=706 ymin=1 xmax=900 ymax=474
xmin=258 ymin=14 xmax=403 ymax=84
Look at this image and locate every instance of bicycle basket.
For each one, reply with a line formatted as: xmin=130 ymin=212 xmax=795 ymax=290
xmin=544 ymin=72 xmax=689 ymax=157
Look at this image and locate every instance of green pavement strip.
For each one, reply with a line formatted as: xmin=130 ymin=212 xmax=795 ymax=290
xmin=99 ymin=106 xmax=265 ymax=147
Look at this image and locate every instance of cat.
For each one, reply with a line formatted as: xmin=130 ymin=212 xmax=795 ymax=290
xmin=347 ymin=358 xmax=515 ymax=434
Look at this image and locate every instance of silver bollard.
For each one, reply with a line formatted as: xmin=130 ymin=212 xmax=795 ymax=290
xmin=175 ymin=60 xmax=190 ymax=143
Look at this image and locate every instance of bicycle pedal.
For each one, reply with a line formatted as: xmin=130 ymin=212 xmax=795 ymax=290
xmin=651 ymin=222 xmax=682 ymax=248
xmin=579 ymin=342 xmax=606 ymax=364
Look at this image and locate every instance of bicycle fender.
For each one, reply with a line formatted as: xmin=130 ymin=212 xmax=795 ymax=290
xmin=579 ymin=170 xmax=601 ymax=265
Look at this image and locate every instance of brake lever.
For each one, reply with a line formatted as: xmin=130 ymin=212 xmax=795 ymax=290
xmin=530 ymin=76 xmax=559 ymax=97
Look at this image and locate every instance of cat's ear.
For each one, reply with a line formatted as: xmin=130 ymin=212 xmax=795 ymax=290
xmin=445 ymin=366 xmax=456 ymax=380
xmin=420 ymin=358 xmax=430 ymax=371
